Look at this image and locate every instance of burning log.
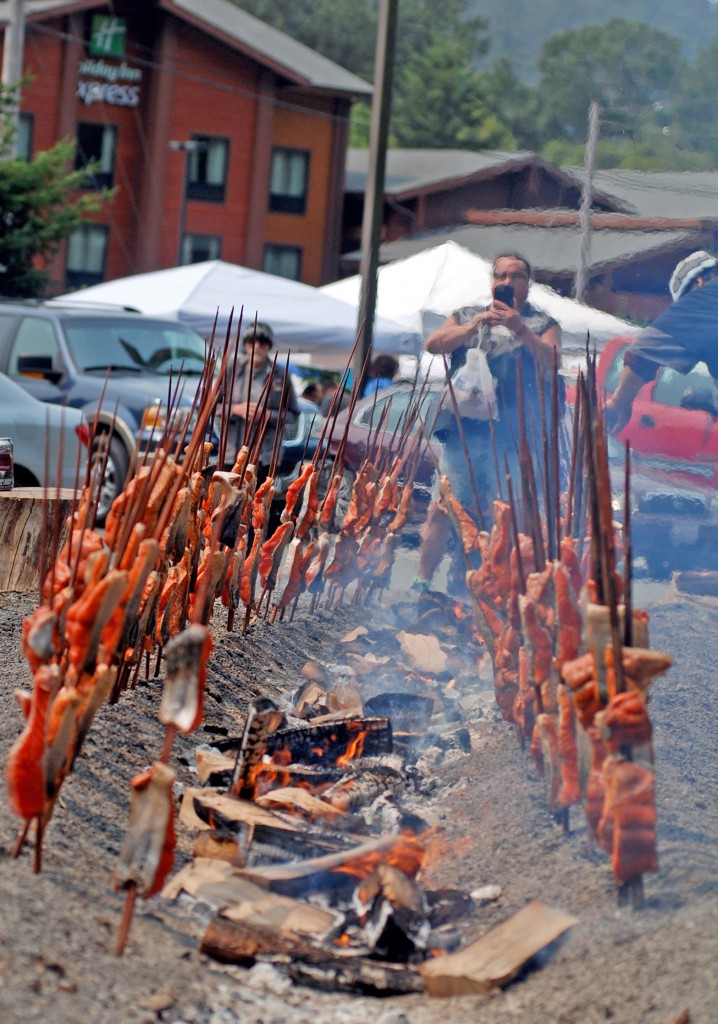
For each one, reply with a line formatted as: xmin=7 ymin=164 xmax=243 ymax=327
xmin=228 ymin=697 xmax=285 ymax=798
xmin=235 ymin=833 xmax=425 ymax=898
xmin=199 ymin=916 xmax=424 ymax=995
xmin=265 ymin=717 xmax=393 ymax=765
xmin=353 ymin=861 xmax=430 ymax=959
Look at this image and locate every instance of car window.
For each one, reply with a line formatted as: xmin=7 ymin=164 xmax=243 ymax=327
xmin=0 ymin=313 xmax=18 ymax=349
xmin=417 ymin=389 xmax=439 ymax=427
xmin=357 ymin=390 xmax=411 ymax=432
xmin=653 ymin=361 xmax=718 ymax=412
xmin=603 ymin=344 xmax=628 ymax=393
xmin=62 ymin=317 xmax=207 ymax=374
xmin=8 ymin=316 xmax=61 ymax=375
xmin=355 ymin=386 xmax=440 ymax=436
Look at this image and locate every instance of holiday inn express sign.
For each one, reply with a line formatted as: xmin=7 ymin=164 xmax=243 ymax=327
xmin=89 ymin=15 xmax=126 ymax=58
xmin=77 ymin=16 xmax=142 ymax=107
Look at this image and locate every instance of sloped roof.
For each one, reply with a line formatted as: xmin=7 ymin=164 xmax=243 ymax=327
xmin=1 ymin=0 xmax=99 ymax=18
xmin=164 ymin=0 xmax=372 ymax=98
xmin=343 ymin=222 xmax=704 ymax=277
xmin=10 ymin=0 xmax=372 ymax=99
xmin=346 ymin=147 xmax=628 ymax=210
xmin=570 ymin=168 xmax=718 ymax=221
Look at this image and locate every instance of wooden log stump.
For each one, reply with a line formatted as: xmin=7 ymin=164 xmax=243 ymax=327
xmin=0 ymin=488 xmax=74 ymax=593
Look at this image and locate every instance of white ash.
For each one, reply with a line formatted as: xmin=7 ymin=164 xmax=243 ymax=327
xmin=245 ymin=961 xmax=294 ymax=995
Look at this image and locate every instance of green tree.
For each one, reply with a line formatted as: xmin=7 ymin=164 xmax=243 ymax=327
xmin=543 ymin=132 xmax=714 ymax=172
xmin=671 ymin=40 xmax=718 ymax=161
xmin=390 ymin=35 xmax=515 ymax=149
xmin=534 ymin=18 xmax=684 ymax=145
xmin=0 ymin=82 xmax=110 ymax=298
xmin=475 ymin=57 xmax=540 ymax=150
xmin=232 ymin=0 xmax=514 ymax=150
xmin=229 ymin=0 xmax=377 ymax=80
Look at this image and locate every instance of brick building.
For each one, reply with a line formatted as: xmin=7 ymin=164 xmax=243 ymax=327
xmin=4 ymin=0 xmax=371 ymax=292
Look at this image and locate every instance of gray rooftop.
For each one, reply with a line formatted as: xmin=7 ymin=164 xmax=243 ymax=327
xmin=168 ymin=0 xmax=372 ymax=98
xmin=346 ymin=147 xmax=630 ymax=212
xmin=347 ymin=148 xmax=546 ymax=196
xmin=570 ymin=168 xmax=718 ymax=221
xmin=344 ymin=222 xmax=704 ymax=277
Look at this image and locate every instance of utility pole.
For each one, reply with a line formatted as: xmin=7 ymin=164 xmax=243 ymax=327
xmin=574 ymin=101 xmax=600 ymax=302
xmin=2 ymin=0 xmax=26 ymax=158
xmin=354 ymin=0 xmax=399 ymax=393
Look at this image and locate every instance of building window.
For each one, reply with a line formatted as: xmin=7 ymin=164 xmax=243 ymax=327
xmin=65 ymin=223 xmax=108 ymax=288
xmin=263 ymin=243 xmax=302 ymax=281
xmin=180 ymin=233 xmax=221 ymax=266
xmin=269 ymin=148 xmax=309 ymax=214
xmin=17 ymin=113 xmax=33 ymax=161
xmin=75 ymin=122 xmax=117 ymax=189
xmin=186 ymin=136 xmax=228 ymax=203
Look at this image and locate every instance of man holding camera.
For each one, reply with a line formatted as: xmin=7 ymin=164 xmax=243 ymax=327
xmin=413 ymin=253 xmax=561 ymax=594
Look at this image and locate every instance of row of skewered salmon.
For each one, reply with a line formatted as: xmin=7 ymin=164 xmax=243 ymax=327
xmin=439 ymin=476 xmax=672 ymax=893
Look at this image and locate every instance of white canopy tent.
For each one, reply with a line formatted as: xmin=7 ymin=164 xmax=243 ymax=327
xmin=57 ymin=260 xmax=422 ymax=362
xmin=321 ymin=241 xmax=635 ymax=374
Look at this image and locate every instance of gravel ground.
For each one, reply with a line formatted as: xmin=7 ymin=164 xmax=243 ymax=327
xmin=1 ymin=574 xmax=716 ymax=1024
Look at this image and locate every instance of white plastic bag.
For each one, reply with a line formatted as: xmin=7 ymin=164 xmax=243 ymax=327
xmin=450 ymin=347 xmax=498 ymax=421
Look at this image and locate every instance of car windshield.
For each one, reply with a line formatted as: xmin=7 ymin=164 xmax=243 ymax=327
xmin=62 ymin=317 xmax=208 ymax=375
xmin=357 ymin=386 xmax=439 ymax=433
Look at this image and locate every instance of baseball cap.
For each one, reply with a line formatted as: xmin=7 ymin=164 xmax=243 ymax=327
xmin=242 ymin=322 xmax=274 ymax=347
xmin=669 ymin=251 xmax=718 ymax=301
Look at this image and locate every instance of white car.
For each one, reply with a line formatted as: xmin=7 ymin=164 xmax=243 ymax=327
xmin=0 ymin=371 xmax=88 ymax=490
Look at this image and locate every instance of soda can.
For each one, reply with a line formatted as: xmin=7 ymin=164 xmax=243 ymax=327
xmin=0 ymin=437 xmax=14 ymax=491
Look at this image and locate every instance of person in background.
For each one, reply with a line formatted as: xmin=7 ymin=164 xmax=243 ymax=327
xmin=606 ymin=250 xmax=718 ymax=435
xmin=301 ymin=382 xmax=323 ymax=408
xmin=412 ymin=252 xmax=561 ymax=594
xmin=362 ymin=354 xmax=399 ymax=398
xmin=319 ymin=378 xmax=351 ymax=417
xmin=225 ymin=322 xmax=299 ymax=476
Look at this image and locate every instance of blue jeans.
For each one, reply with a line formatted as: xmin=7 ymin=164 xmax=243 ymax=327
xmin=435 ymin=421 xmax=519 ymax=518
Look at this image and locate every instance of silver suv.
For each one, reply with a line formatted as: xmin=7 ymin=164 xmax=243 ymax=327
xmin=0 ymin=300 xmax=208 ymax=521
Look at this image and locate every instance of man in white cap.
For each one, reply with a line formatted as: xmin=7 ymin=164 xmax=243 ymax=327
xmin=606 ymin=250 xmax=718 ymax=434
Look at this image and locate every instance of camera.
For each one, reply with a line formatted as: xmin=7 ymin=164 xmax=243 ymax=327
xmin=493 ymin=283 xmax=515 ymax=306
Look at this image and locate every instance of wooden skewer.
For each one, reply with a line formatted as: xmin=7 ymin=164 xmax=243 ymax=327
xmin=114 ymin=883 xmax=137 ymax=956
xmin=623 ymin=442 xmax=633 ymax=648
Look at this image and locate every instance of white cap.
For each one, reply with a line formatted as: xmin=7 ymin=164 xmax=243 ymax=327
xmin=669 ymin=250 xmax=718 ymax=301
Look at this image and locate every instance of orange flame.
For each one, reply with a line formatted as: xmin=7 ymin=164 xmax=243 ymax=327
xmin=330 ymin=832 xmax=425 ymax=882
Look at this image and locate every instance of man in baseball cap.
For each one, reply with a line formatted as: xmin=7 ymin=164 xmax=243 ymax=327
xmin=669 ymin=250 xmax=718 ymax=302
xmin=225 ymin=320 xmax=298 ymax=472
xmin=606 ymin=250 xmax=718 ymax=434
xmin=241 ymin=321 xmax=274 ymax=348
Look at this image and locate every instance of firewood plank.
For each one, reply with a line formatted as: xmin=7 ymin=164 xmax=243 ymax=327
xmin=419 ymin=899 xmax=577 ymax=996
xmin=164 ymin=858 xmax=339 ymax=936
xmin=255 ymin=786 xmax=347 ymax=823
xmin=200 ymin=916 xmax=424 ymax=995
